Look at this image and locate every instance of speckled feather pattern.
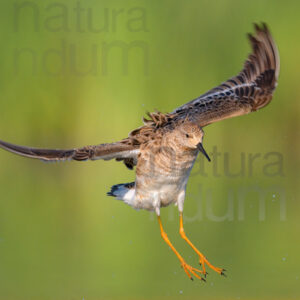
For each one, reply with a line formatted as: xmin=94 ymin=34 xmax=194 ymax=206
xmin=0 ymin=24 xmax=279 ymax=213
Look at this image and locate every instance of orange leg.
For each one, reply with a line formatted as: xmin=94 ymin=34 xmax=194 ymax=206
xmin=179 ymin=212 xmax=225 ymax=276
xmin=157 ymin=216 xmax=205 ymax=281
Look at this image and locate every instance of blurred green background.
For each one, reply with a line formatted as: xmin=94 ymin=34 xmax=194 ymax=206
xmin=0 ymin=0 xmax=299 ymax=299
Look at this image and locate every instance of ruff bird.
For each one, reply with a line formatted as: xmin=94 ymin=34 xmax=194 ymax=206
xmin=0 ymin=23 xmax=279 ymax=281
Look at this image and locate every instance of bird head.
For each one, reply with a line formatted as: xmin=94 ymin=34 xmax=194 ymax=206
xmin=177 ymin=122 xmax=211 ymax=161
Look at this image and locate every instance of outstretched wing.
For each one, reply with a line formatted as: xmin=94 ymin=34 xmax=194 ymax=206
xmin=0 ymin=139 xmax=139 ymax=165
xmin=172 ymin=23 xmax=280 ymax=127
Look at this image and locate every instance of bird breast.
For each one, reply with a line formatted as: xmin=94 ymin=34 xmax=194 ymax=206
xmin=135 ymin=143 xmax=198 ymax=209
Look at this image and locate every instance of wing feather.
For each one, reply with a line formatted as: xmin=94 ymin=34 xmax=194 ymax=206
xmin=0 ymin=139 xmax=139 ymax=164
xmin=172 ymin=23 xmax=280 ymax=126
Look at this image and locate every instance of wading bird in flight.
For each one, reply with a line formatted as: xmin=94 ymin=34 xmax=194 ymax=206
xmin=0 ymin=23 xmax=279 ymax=281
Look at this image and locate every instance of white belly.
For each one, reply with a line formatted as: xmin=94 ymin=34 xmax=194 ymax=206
xmin=134 ymin=164 xmax=193 ymax=211
xmin=131 ymin=145 xmax=198 ymax=211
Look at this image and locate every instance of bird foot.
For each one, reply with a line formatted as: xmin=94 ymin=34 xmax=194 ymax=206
xmin=198 ymin=255 xmax=226 ymax=276
xmin=181 ymin=261 xmax=206 ymax=281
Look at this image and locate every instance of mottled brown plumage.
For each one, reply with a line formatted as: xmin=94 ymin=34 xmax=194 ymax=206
xmin=0 ymin=23 xmax=280 ymax=281
xmin=173 ymin=23 xmax=279 ymax=126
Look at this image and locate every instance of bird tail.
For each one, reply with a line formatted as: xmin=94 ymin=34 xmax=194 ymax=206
xmin=0 ymin=139 xmax=138 ymax=162
xmin=107 ymin=182 xmax=136 ymax=202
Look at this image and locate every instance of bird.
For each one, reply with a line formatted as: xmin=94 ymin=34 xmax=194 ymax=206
xmin=0 ymin=23 xmax=279 ymax=281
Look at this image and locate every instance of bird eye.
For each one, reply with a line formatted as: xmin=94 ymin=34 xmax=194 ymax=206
xmin=185 ymin=134 xmax=190 ymax=138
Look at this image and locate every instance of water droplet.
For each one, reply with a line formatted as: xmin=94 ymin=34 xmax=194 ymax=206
xmin=282 ymin=257 xmax=286 ymax=261
xmin=179 ymin=290 xmax=183 ymax=294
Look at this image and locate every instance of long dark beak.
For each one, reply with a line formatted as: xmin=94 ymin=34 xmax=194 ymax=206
xmin=197 ymin=143 xmax=211 ymax=162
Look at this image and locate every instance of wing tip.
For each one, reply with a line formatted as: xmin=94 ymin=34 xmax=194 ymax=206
xmin=253 ymin=22 xmax=269 ymax=34
xmin=0 ymin=139 xmax=75 ymax=161
xmin=249 ymin=22 xmax=280 ymax=80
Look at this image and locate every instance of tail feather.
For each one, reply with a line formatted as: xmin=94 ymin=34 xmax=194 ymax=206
xmin=107 ymin=182 xmax=135 ymax=201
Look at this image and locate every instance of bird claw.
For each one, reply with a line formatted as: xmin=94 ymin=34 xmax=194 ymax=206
xmin=181 ymin=261 xmax=205 ymax=282
xmin=198 ymin=256 xmax=226 ymax=277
